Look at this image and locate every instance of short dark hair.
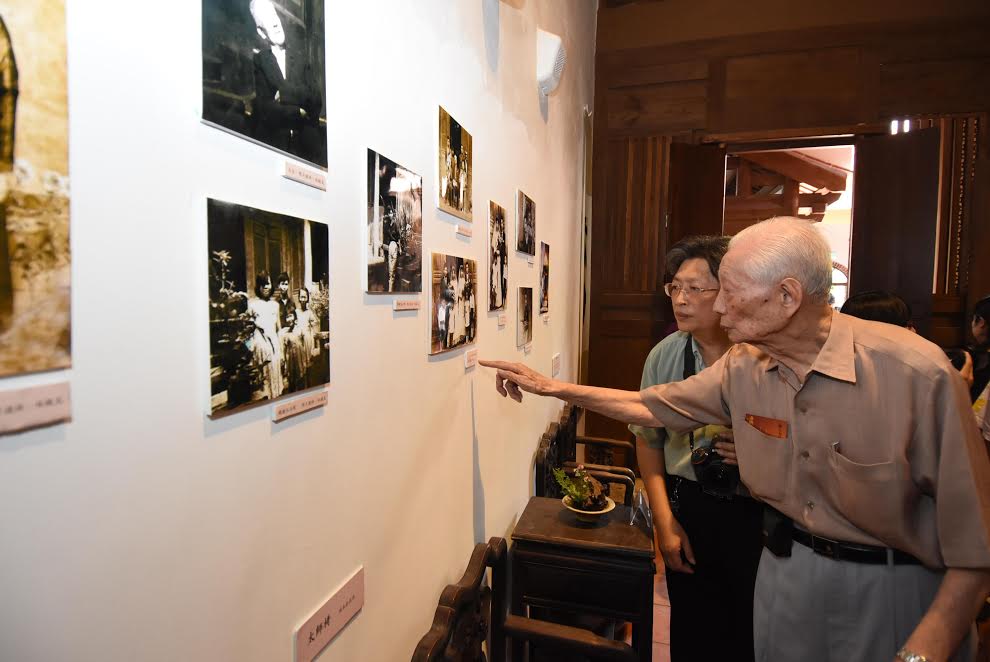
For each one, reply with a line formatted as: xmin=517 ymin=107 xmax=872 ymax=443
xmin=665 ymin=235 xmax=730 ymax=281
xmin=276 ymin=272 xmax=290 ymax=286
xmin=973 ymin=295 xmax=990 ymax=323
xmin=254 ymin=271 xmax=272 ymax=297
xmin=840 ymin=290 xmax=912 ymax=327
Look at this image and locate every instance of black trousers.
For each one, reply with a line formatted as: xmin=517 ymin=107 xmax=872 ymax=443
xmin=665 ymin=476 xmax=764 ymax=662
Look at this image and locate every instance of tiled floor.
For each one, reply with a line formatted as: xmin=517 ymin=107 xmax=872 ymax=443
xmin=652 ymin=569 xmax=672 ymax=662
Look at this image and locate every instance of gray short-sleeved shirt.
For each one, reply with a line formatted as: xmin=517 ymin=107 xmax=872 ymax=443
xmin=629 ymin=331 xmax=730 ymax=482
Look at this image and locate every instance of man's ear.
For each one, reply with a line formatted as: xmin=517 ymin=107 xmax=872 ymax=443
xmin=779 ymin=277 xmax=804 ymax=312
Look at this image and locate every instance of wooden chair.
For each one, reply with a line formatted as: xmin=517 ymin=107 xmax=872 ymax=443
xmin=412 ymin=537 xmax=638 ymax=662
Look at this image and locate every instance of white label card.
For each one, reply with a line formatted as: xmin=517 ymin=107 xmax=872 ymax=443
xmin=273 ymin=390 xmax=328 ymax=422
xmin=552 ymin=353 xmax=561 ymax=377
xmin=497 ymin=313 xmax=506 ymax=327
xmin=523 ymin=342 xmax=533 ymax=354
xmin=455 ymin=224 xmax=473 ymax=238
xmin=283 ymin=161 xmax=327 ymax=191
xmin=393 ymin=299 xmax=421 ymax=311
xmin=294 ymin=567 xmax=364 ymax=662
xmin=528 ymin=256 xmax=534 ymax=265
xmin=0 ymin=382 xmax=71 ymax=435
xmin=464 ymin=348 xmax=478 ymax=369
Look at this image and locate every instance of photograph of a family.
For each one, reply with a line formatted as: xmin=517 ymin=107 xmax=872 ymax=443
xmin=516 ymin=190 xmax=535 ymax=255
xmin=202 ymin=0 xmax=328 ymax=168
xmin=539 ymin=242 xmax=550 ymax=314
xmin=430 ymin=253 xmax=477 ymax=355
xmin=517 ymin=286 xmax=533 ymax=347
xmin=437 ymin=106 xmax=473 ymax=221
xmin=488 ymin=201 xmax=508 ymax=311
xmin=367 ymin=149 xmax=422 ymax=293
xmin=207 ymin=199 xmax=330 ymax=416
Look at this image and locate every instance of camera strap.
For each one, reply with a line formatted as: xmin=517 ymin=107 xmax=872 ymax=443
xmin=682 ymin=334 xmax=697 ymax=451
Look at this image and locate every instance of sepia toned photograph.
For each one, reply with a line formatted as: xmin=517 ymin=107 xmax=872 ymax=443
xmin=0 ymin=2 xmax=71 ymax=377
xmin=516 ymin=190 xmax=536 ymax=255
xmin=202 ymin=0 xmax=328 ymax=168
xmin=367 ymin=149 xmax=422 ymax=293
xmin=517 ymin=287 xmax=533 ymax=347
xmin=430 ymin=253 xmax=477 ymax=355
xmin=539 ymin=242 xmax=550 ymax=314
xmin=488 ymin=201 xmax=508 ymax=311
xmin=437 ymin=106 xmax=473 ymax=221
xmin=208 ymin=199 xmax=330 ymax=416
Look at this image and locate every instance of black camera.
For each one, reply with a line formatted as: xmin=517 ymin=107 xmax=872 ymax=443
xmin=690 ymin=437 xmax=740 ymax=498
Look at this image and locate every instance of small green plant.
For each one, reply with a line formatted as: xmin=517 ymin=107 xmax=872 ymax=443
xmin=553 ymin=465 xmax=607 ymax=511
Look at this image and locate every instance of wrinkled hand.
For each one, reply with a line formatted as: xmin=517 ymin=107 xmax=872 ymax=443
xmin=479 ymin=360 xmax=555 ymax=402
xmin=713 ymin=430 xmax=738 ymax=466
xmin=657 ymin=516 xmax=695 ymax=574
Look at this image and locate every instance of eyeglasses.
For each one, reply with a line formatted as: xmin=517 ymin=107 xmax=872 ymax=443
xmin=664 ymin=283 xmax=719 ymax=299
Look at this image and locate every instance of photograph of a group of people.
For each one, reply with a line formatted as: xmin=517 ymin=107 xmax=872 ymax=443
xmin=437 ymin=106 xmax=473 ymax=221
xmin=202 ymin=0 xmax=328 ymax=168
xmin=366 ymin=149 xmax=423 ymax=293
xmin=517 ymin=286 xmax=533 ymax=347
xmin=430 ymin=253 xmax=478 ymax=355
xmin=539 ymin=241 xmax=550 ymax=314
xmin=208 ymin=199 xmax=330 ymax=415
xmin=488 ymin=202 xmax=509 ymax=311
xmin=516 ymin=190 xmax=536 ymax=255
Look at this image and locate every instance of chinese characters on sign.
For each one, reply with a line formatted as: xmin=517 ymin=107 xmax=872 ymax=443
xmin=294 ymin=567 xmax=365 ymax=662
xmin=0 ymin=382 xmax=71 ymax=434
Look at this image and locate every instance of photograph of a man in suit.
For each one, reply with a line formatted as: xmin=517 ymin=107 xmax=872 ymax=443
xmin=249 ymin=0 xmax=325 ymax=166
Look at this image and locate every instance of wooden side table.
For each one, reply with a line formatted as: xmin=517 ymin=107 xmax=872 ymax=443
xmin=510 ymin=496 xmax=656 ymax=661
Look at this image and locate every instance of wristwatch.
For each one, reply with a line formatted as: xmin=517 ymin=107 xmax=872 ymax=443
xmin=896 ymin=649 xmax=930 ymax=662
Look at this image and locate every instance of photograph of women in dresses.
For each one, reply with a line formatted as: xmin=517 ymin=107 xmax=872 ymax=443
xmin=437 ymin=106 xmax=473 ymax=221
xmin=202 ymin=0 xmax=328 ymax=168
xmin=488 ymin=201 xmax=508 ymax=312
xmin=0 ymin=2 xmax=71 ymax=377
xmin=539 ymin=242 xmax=550 ymax=314
xmin=207 ymin=199 xmax=329 ymax=416
xmin=367 ymin=149 xmax=422 ymax=293
xmin=430 ymin=253 xmax=477 ymax=355
xmin=517 ymin=286 xmax=533 ymax=347
xmin=516 ymin=190 xmax=536 ymax=255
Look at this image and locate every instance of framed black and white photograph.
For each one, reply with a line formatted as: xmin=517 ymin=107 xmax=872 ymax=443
xmin=488 ymin=201 xmax=508 ymax=312
xmin=202 ymin=0 xmax=328 ymax=169
xmin=207 ymin=199 xmax=330 ymax=416
xmin=516 ymin=190 xmax=536 ymax=255
xmin=0 ymin=2 xmax=71 ymax=377
xmin=367 ymin=149 xmax=422 ymax=294
xmin=539 ymin=242 xmax=550 ymax=314
xmin=437 ymin=106 xmax=473 ymax=221
xmin=430 ymin=253 xmax=477 ymax=355
xmin=517 ymin=287 xmax=533 ymax=347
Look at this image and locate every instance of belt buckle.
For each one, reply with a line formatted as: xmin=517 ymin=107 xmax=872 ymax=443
xmin=812 ymin=535 xmax=837 ymax=559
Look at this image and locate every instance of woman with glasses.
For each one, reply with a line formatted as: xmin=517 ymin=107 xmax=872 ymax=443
xmin=630 ymin=235 xmax=764 ymax=662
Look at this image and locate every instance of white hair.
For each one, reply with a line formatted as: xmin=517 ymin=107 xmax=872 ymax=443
xmin=729 ymin=217 xmax=833 ymax=302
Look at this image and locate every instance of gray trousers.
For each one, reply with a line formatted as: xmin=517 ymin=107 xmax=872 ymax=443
xmin=754 ymin=544 xmax=976 ymax=662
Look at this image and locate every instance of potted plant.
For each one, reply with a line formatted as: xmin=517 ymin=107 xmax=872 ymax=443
xmin=553 ymin=465 xmax=616 ymax=522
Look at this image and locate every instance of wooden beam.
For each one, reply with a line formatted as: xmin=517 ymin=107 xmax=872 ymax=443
xmin=739 ymin=151 xmax=847 ymax=191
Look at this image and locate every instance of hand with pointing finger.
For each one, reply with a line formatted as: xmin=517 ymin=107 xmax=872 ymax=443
xmin=478 ymin=360 xmax=557 ymax=402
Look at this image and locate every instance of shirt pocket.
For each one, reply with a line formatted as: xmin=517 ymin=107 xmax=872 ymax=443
xmin=736 ymin=428 xmax=790 ymax=503
xmin=827 ymin=446 xmax=901 ymax=540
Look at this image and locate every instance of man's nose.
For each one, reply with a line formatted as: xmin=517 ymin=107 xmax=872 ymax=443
xmin=713 ymin=291 xmax=726 ymax=314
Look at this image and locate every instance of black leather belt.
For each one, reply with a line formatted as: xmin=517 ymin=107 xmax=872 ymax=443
xmin=792 ymin=528 xmax=922 ymax=566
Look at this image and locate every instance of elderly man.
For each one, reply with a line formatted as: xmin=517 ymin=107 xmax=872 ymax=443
xmin=482 ymin=217 xmax=990 ymax=662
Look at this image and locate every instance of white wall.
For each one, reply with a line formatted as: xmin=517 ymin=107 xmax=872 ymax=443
xmin=0 ymin=1 xmax=596 ymax=660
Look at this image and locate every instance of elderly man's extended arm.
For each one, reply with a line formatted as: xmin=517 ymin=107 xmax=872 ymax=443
xmin=480 ymin=354 xmax=731 ymax=431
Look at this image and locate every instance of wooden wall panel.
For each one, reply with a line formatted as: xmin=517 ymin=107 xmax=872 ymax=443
xmin=878 ymin=59 xmax=990 ymax=117
xmin=607 ymin=81 xmax=707 ymax=134
xmin=720 ymin=47 xmax=865 ymax=132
